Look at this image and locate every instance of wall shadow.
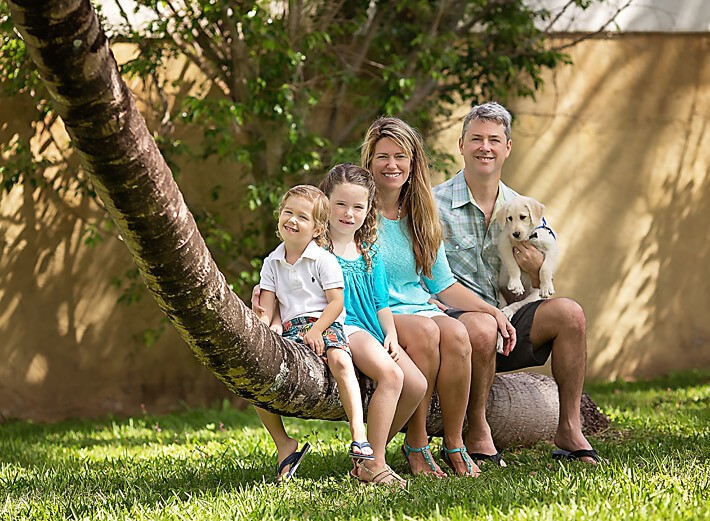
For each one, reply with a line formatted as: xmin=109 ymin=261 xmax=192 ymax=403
xmin=504 ymin=34 xmax=710 ymax=379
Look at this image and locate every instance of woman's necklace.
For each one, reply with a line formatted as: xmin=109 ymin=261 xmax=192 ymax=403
xmin=383 ymin=203 xmax=401 ymax=221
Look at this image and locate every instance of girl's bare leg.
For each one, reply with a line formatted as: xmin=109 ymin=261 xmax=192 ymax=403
xmin=349 ymin=331 xmax=403 ymax=469
xmin=327 ymin=349 xmax=370 ymax=456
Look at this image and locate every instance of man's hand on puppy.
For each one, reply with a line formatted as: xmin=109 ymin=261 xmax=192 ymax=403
xmin=512 ymin=241 xmax=544 ymax=288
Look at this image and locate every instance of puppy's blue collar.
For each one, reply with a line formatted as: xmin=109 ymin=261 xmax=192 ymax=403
xmin=529 ymin=217 xmax=556 ymax=240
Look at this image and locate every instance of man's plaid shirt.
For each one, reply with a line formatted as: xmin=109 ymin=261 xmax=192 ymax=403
xmin=432 ymin=170 xmax=518 ymax=307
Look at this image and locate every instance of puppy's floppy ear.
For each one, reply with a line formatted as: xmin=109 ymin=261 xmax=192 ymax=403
xmin=495 ymin=205 xmax=508 ymax=226
xmin=530 ymin=199 xmax=545 ymax=224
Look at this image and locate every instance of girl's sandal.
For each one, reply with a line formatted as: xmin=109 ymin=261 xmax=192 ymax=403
xmin=355 ymin=460 xmax=407 ymax=490
xmin=349 ymin=440 xmax=375 ymax=461
xmin=440 ymin=442 xmax=480 ymax=477
xmin=401 ymin=439 xmax=446 ymax=478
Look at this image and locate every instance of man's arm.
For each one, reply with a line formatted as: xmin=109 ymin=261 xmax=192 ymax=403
xmin=437 ymin=282 xmax=517 ymax=354
xmin=513 ymin=240 xmax=544 ymax=288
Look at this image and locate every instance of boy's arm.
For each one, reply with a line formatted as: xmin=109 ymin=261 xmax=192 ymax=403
xmin=302 ymin=288 xmax=344 ymax=356
xmin=309 ymin=288 xmax=344 ymax=334
xmin=270 ymin=301 xmax=283 ymax=334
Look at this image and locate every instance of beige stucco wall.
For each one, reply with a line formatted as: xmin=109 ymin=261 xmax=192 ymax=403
xmin=0 ymin=46 xmax=241 ymax=422
xmin=434 ymin=33 xmax=710 ymax=380
xmin=1 ymin=34 xmax=709 ymax=421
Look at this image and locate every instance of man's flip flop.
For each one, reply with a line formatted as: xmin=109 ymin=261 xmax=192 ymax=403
xmin=349 ymin=440 xmax=375 ymax=461
xmin=277 ymin=442 xmax=311 ymax=481
xmin=469 ymin=451 xmax=507 ymax=467
xmin=552 ymin=448 xmax=598 ymax=463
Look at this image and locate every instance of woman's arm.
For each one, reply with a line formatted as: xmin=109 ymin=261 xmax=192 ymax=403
xmin=437 ymin=282 xmax=497 ymax=315
xmin=255 ymin=289 xmax=276 ymax=327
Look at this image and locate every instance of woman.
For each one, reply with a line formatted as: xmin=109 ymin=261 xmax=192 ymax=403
xmin=360 ymin=117 xmax=515 ymax=477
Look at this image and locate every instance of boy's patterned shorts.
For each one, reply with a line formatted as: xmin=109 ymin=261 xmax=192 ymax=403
xmin=282 ymin=316 xmax=351 ymax=359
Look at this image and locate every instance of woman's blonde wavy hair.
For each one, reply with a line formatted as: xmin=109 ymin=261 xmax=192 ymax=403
xmin=360 ymin=117 xmax=442 ymax=278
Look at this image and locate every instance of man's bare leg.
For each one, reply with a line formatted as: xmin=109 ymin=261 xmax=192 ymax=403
xmin=530 ymin=298 xmax=596 ymax=464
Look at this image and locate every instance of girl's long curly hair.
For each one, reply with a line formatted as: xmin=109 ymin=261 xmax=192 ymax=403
xmin=319 ymin=163 xmax=378 ymax=271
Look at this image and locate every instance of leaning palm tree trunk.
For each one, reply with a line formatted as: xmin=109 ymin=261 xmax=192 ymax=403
xmin=7 ymin=0 xmax=608 ymax=448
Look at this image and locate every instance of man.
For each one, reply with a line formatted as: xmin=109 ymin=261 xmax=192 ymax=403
xmin=432 ymin=101 xmax=598 ymax=465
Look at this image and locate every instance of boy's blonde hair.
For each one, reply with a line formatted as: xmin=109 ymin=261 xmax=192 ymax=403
xmin=276 ymin=185 xmax=330 ymax=247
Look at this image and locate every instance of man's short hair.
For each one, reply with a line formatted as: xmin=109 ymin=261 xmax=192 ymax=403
xmin=461 ymin=101 xmax=512 ymax=142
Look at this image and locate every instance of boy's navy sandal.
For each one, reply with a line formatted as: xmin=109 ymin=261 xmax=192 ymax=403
xmin=277 ymin=442 xmax=311 ymax=482
xmin=349 ymin=440 xmax=375 ymax=460
xmin=552 ymin=448 xmax=598 ymax=463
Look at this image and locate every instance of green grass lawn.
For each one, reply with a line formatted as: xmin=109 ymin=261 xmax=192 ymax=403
xmin=1 ymin=369 xmax=708 ymax=520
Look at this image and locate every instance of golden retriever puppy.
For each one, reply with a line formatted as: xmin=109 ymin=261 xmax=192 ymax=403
xmin=496 ymin=195 xmax=558 ymax=318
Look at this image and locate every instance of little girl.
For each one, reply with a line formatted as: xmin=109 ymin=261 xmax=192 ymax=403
xmin=255 ymin=184 xmax=373 ymax=482
xmin=319 ymin=163 xmax=426 ymax=488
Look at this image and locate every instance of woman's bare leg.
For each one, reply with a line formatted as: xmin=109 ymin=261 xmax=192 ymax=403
xmin=431 ymin=315 xmax=479 ymax=477
xmin=388 ymin=348 xmax=427 ymax=439
xmin=394 ymin=314 xmax=446 ymax=477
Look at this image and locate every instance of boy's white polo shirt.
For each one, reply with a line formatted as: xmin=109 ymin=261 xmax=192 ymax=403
xmin=260 ymin=240 xmax=346 ymax=324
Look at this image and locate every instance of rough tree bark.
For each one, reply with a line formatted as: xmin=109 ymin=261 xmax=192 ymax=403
xmin=7 ymin=0 xmax=608 ymax=448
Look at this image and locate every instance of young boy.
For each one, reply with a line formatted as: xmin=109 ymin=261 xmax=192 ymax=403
xmin=255 ymin=185 xmax=373 ymax=482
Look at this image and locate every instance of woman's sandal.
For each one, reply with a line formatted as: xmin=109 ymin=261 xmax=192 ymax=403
xmin=354 ymin=460 xmax=407 ymax=489
xmin=440 ymin=442 xmax=479 ymax=477
xmin=349 ymin=440 xmax=375 ymax=461
xmin=401 ymin=439 xmax=445 ymax=478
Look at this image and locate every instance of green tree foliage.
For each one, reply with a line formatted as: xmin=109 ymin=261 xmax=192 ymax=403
xmin=1 ymin=0 xmax=617 ymax=300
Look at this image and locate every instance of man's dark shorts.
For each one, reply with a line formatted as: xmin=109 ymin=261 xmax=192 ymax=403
xmin=445 ymin=300 xmax=553 ymax=373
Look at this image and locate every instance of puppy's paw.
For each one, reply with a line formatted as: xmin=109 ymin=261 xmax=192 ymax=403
xmin=501 ymin=305 xmax=516 ymax=320
xmin=539 ymin=281 xmax=555 ymax=299
xmin=508 ymin=279 xmax=525 ymax=296
xmin=495 ymin=332 xmax=505 ymax=354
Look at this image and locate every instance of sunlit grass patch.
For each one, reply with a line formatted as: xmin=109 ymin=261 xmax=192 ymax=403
xmin=1 ymin=370 xmax=709 ymax=520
